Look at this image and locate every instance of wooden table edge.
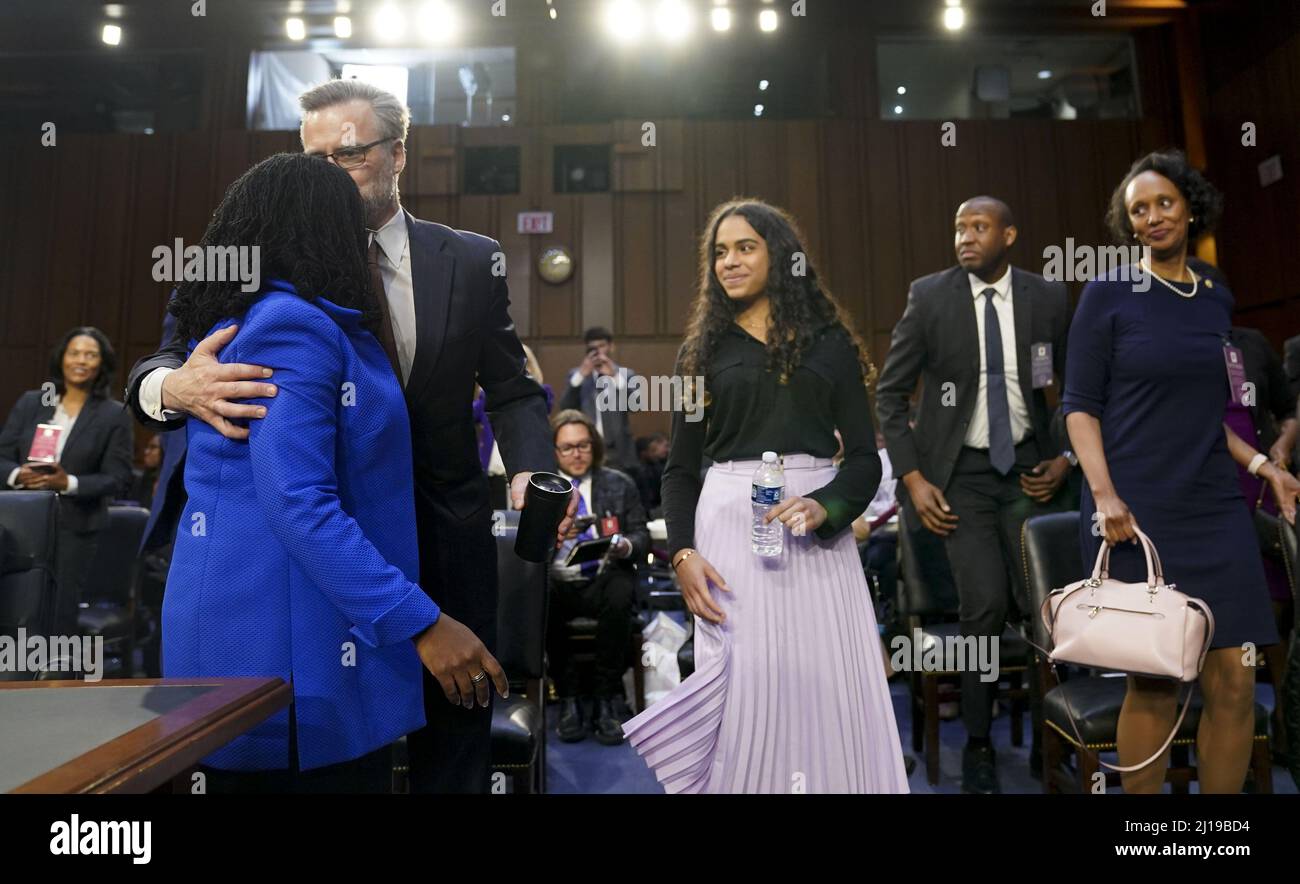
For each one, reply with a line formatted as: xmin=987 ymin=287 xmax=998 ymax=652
xmin=6 ymin=677 xmax=292 ymax=794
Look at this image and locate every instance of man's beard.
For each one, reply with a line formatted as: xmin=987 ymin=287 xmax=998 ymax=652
xmin=361 ymin=156 xmax=399 ymax=227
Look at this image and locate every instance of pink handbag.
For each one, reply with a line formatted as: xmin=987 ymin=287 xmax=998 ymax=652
xmin=1039 ymin=528 xmax=1215 ymax=772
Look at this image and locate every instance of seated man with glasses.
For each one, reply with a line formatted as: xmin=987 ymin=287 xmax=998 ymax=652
xmin=548 ymin=409 xmax=649 ymax=745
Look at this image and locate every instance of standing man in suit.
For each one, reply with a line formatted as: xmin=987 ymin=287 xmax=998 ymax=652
xmin=875 ymin=196 xmax=1073 ymax=793
xmin=547 ymin=409 xmax=649 ymax=745
xmin=560 ymin=327 xmax=636 ymax=471
xmin=125 ymin=79 xmax=568 ymax=793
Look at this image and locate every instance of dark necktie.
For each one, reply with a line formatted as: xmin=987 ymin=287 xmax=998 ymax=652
xmin=367 ymin=235 xmax=403 ymax=382
xmin=982 ymin=288 xmax=1015 ymax=475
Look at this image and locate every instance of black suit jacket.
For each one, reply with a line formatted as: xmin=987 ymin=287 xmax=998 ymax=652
xmin=0 ymin=392 xmax=135 ymax=533
xmin=588 ymin=466 xmax=650 ymax=572
xmin=558 ymin=369 xmax=636 ymax=470
xmin=125 ymin=210 xmax=555 ymax=640
xmin=875 ymin=265 xmax=1071 ymax=493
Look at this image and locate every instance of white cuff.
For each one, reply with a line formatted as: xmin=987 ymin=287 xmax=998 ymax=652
xmin=140 ymin=367 xmax=184 ymax=422
xmin=569 ymin=370 xmax=585 ymax=388
xmin=6 ymin=467 xmax=20 ymax=488
xmin=61 ymin=475 xmax=78 ymax=496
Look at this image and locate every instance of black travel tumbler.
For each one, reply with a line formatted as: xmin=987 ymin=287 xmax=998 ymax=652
xmin=514 ymin=471 xmax=572 ymax=562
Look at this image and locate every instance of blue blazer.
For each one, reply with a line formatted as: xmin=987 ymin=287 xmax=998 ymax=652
xmin=163 ymin=281 xmax=440 ymax=771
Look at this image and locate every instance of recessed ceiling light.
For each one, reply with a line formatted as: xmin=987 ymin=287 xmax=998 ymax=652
xmin=897 ymin=85 xmax=906 ymax=95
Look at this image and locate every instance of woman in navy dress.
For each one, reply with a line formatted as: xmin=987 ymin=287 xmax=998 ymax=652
xmin=1064 ymin=150 xmax=1300 ymax=793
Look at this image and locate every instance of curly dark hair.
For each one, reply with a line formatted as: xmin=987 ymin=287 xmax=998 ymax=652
xmin=168 ymin=153 xmax=376 ymax=343
xmin=678 ymin=199 xmax=873 ymax=396
xmin=1105 ymin=149 xmax=1224 ymax=245
xmin=46 ymin=326 xmax=116 ymax=399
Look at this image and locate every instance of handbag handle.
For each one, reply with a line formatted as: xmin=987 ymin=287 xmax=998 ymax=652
xmin=1091 ymin=526 xmax=1164 ymax=588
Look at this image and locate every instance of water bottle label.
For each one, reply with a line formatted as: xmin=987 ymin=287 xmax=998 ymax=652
xmin=752 ymin=484 xmax=783 ymax=506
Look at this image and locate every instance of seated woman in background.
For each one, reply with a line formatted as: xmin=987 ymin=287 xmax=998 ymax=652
xmin=126 ymin=434 xmax=163 ymax=508
xmin=0 ymin=326 xmax=134 ymax=634
xmin=163 ymin=153 xmax=506 ymax=793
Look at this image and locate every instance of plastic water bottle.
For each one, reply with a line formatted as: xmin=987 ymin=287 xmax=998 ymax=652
xmin=751 ymin=451 xmax=785 ymax=557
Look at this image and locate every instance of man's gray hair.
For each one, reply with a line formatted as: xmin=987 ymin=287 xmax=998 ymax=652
xmin=298 ymin=79 xmax=411 ymax=143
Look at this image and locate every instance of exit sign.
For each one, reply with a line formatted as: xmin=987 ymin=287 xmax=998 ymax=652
xmin=517 ymin=211 xmax=554 ymax=234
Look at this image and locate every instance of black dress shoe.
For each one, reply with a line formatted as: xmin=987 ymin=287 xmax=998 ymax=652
xmin=594 ymin=696 xmax=627 ymax=746
xmin=557 ymin=697 xmax=587 ymax=743
xmin=961 ymin=744 xmax=1001 ymax=794
xmin=904 ymin=755 xmax=917 ymax=777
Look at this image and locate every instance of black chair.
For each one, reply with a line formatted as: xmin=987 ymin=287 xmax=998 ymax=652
xmin=77 ymin=505 xmax=149 ymax=678
xmin=897 ymin=507 xmax=1029 ymax=786
xmin=0 ymin=491 xmax=59 ymax=681
xmin=489 ymin=510 xmax=549 ymax=793
xmin=561 ymin=610 xmax=649 ymax=713
xmin=1022 ymin=512 xmax=1272 ymax=793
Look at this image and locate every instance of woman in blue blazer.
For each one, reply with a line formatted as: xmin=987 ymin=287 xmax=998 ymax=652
xmin=162 ymin=153 xmax=506 ymax=791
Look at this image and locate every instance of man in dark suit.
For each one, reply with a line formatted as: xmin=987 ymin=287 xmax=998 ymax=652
xmin=875 ymin=196 xmax=1073 ymax=793
xmin=125 ymin=79 xmax=569 ymax=793
xmin=547 ymin=409 xmax=648 ymax=745
xmin=559 ymin=326 xmax=636 ymax=471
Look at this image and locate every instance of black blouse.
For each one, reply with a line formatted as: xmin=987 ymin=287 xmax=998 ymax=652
xmin=662 ymin=323 xmax=882 ymax=557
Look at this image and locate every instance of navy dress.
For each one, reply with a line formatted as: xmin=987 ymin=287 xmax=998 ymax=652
xmin=1062 ymin=270 xmax=1278 ymax=650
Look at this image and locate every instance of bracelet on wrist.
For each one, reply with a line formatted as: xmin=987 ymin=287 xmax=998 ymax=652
xmin=1247 ymin=453 xmax=1269 ymax=477
xmin=671 ymin=549 xmax=696 ymax=570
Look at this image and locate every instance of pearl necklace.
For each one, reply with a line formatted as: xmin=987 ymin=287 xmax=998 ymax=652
xmin=1139 ymin=259 xmax=1198 ymax=298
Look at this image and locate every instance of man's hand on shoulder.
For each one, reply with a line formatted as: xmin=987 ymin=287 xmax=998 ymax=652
xmin=160 ymin=324 xmax=278 ymax=441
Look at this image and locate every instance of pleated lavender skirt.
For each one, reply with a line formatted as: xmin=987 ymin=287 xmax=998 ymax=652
xmin=623 ymin=454 xmax=910 ymax=794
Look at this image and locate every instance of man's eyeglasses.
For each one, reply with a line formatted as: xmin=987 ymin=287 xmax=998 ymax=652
xmin=556 ymin=441 xmax=593 ymax=456
xmin=312 ymin=137 xmax=398 ymax=170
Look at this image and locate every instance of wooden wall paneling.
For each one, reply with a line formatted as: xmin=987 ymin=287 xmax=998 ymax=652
xmin=740 ymin=121 xmax=787 ymax=211
xmin=170 ymin=130 xmax=217 ymax=249
xmin=489 ymin=192 xmax=530 ymax=340
xmin=819 ymin=120 xmax=869 ymax=335
xmin=861 ymin=122 xmax=908 ymax=335
xmin=0 ymin=143 xmax=16 ymax=351
xmin=940 ymin=121 xmax=987 ymax=222
xmin=612 ymin=119 xmax=659 ymax=193
xmin=45 ymin=134 xmax=96 ymax=345
xmin=899 ymin=122 xmax=951 ymax=291
xmin=85 ymin=136 xmax=133 ymax=341
xmin=1014 ymin=122 xmax=1067 ymax=289
xmin=457 ymin=196 xmax=494 ymax=246
xmin=614 ymin=193 xmax=658 ymax=338
xmin=1054 ymin=124 xmax=1108 ymax=257
xmin=580 ymin=193 xmax=615 ymax=338
xmin=409 ymin=124 xmax=460 ymax=197
xmin=783 ymin=121 xmax=825 ymax=268
xmin=694 ymin=122 xmax=743 ymax=214
xmin=125 ymin=135 xmax=178 ymax=354
xmin=660 ymin=190 xmax=698 ymax=339
xmin=7 ymin=140 xmax=53 ymax=350
xmin=212 ymin=130 xmax=252 ymax=198
xmin=979 ymin=125 xmax=1029 ymax=241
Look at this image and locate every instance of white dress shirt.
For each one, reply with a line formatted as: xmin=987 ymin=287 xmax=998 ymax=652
xmin=964 ymin=266 xmax=1031 ymax=449
xmin=6 ymin=398 xmax=80 ymax=494
xmin=368 ymin=208 xmax=417 ymax=385
xmin=863 ymin=447 xmax=896 ymax=524
xmin=139 ymin=207 xmax=418 ymax=419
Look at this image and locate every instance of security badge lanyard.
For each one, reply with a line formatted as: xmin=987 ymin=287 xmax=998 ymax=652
xmin=1223 ymin=336 xmax=1247 ymax=406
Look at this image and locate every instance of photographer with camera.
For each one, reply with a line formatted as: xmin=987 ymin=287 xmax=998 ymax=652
xmin=560 ymin=326 xmax=636 ymax=471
